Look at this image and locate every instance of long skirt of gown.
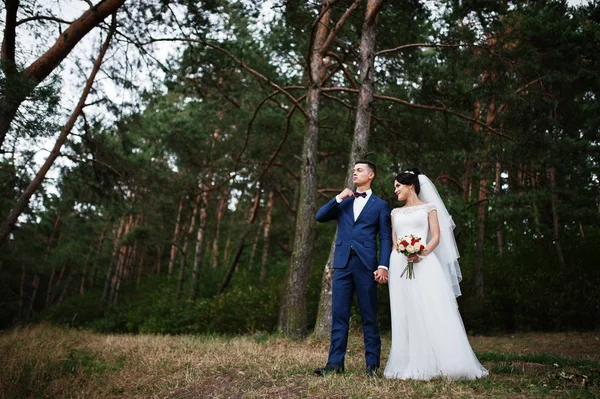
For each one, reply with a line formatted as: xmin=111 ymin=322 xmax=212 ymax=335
xmin=383 ymin=250 xmax=488 ymax=380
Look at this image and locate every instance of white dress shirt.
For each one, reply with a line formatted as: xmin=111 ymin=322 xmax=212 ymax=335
xmin=352 ymin=189 xmax=371 ymax=221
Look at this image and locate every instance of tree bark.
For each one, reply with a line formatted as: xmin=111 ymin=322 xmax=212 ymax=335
xmin=190 ymin=188 xmax=209 ymax=301
xmin=314 ymin=238 xmax=336 ymax=339
xmin=111 ymin=214 xmax=133 ymax=304
xmin=278 ymin=0 xmax=332 ymax=337
xmin=136 ymin=245 xmax=145 ymax=291
xmin=495 ymin=161 xmax=504 ymax=256
xmin=475 ymin=91 xmax=497 ymax=302
xmin=313 ymin=0 xmax=385 ymax=338
xmin=27 ymin=274 xmax=40 ymax=320
xmin=0 ymin=15 xmax=117 ymax=246
xmin=530 ymin=163 xmax=543 ymax=237
xmin=103 ymin=217 xmax=125 ymax=302
xmin=155 ymin=246 xmax=162 ymax=275
xmin=50 ymin=260 xmax=69 ymax=305
xmin=218 ymin=189 xmax=261 ymax=294
xmin=248 ymin=219 xmax=263 ymax=270
xmin=43 ymin=213 xmax=61 ymax=306
xmin=89 ymin=224 xmax=107 ymax=290
xmin=168 ymin=197 xmax=185 ymax=277
xmin=211 ymin=191 xmax=229 ymax=269
xmin=176 ymin=193 xmax=201 ymax=300
xmin=1 ymin=0 xmax=19 ymax=68
xmin=0 ymin=0 xmax=126 ymax=150
xmin=548 ymin=167 xmax=566 ymax=273
xmin=18 ymin=264 xmax=25 ymax=319
xmin=260 ymin=190 xmax=275 ymax=283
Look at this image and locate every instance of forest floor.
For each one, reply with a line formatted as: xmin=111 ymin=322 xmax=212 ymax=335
xmin=1 ymin=323 xmax=599 ymax=398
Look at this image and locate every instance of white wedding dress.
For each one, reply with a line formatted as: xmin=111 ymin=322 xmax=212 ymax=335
xmin=383 ymin=203 xmax=488 ymax=381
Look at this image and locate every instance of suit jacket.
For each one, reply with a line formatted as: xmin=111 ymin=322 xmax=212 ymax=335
xmin=316 ymin=193 xmax=392 ymax=270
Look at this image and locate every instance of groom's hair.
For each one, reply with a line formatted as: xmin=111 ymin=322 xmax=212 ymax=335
xmin=355 ymin=160 xmax=377 ymax=176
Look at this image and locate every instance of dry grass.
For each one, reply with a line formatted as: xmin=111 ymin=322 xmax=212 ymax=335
xmin=0 ymin=324 xmax=598 ymax=398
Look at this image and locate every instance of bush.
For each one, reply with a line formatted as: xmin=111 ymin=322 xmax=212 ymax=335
xmin=44 ymin=276 xmax=282 ymax=335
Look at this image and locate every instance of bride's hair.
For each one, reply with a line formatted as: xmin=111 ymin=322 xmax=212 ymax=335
xmin=395 ymin=168 xmax=422 ymax=195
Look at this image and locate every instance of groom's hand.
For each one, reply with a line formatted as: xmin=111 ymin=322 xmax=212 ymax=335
xmin=374 ymin=268 xmax=388 ymax=284
xmin=338 ymin=188 xmax=355 ymax=200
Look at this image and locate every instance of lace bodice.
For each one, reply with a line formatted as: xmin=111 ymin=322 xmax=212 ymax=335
xmin=391 ymin=203 xmax=436 ymax=242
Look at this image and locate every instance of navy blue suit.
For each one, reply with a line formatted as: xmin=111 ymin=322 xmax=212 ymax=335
xmin=316 ymin=193 xmax=392 ymax=368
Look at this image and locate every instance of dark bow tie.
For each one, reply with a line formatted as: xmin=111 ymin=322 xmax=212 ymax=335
xmin=353 ymin=191 xmax=367 ymax=198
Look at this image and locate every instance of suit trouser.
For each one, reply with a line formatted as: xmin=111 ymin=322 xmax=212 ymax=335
xmin=327 ymin=253 xmax=381 ymax=367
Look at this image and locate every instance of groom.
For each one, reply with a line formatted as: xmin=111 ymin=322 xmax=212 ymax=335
xmin=314 ymin=160 xmax=392 ymax=377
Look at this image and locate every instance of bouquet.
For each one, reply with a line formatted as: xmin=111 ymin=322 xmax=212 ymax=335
xmin=395 ymin=234 xmax=425 ymax=279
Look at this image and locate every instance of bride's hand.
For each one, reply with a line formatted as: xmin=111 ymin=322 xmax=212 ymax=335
xmin=412 ymin=246 xmax=430 ymax=261
xmin=408 ymin=254 xmax=422 ymax=263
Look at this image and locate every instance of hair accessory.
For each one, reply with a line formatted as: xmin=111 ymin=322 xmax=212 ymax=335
xmin=404 ymin=170 xmax=415 ymax=175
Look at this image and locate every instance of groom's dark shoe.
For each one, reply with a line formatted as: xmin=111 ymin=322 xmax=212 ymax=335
xmin=314 ymin=363 xmax=344 ymax=376
xmin=366 ymin=364 xmax=379 ymax=377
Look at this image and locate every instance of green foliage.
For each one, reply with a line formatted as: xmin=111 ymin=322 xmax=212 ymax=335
xmin=44 ymin=274 xmax=283 ymax=335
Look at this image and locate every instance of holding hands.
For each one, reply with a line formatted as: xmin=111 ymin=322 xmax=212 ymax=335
xmin=374 ymin=268 xmax=388 ymax=284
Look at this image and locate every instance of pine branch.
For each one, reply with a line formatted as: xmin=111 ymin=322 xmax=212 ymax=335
xmin=322 ymin=87 xmax=515 ymax=141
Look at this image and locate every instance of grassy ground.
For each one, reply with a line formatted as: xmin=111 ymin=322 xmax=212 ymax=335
xmin=0 ymin=324 xmax=598 ymax=398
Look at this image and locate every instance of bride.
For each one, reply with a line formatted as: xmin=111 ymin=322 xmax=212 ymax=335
xmin=383 ymin=168 xmax=488 ymax=381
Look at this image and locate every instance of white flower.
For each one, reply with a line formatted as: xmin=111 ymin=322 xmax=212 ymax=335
xmin=398 ymin=244 xmax=406 ymax=252
xmin=406 ymin=245 xmax=415 ymax=253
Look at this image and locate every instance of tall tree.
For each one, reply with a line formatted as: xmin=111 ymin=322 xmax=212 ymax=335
xmin=314 ymin=0 xmax=386 ymax=338
xmin=0 ymin=0 xmax=127 ymax=151
xmin=278 ymin=0 xmax=363 ymax=337
xmin=0 ymin=14 xmax=118 ymax=246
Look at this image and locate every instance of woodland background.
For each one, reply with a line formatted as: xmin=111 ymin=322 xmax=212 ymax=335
xmin=1 ymin=0 xmax=599 ymax=338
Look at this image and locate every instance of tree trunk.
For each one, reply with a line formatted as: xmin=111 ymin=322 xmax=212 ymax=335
xmin=18 ymin=264 xmax=25 ymax=319
xmin=190 ymin=189 xmax=209 ymax=301
xmin=49 ymin=260 xmax=68 ymax=305
xmin=44 ymin=212 xmax=62 ymax=306
xmin=177 ymin=193 xmax=201 ymax=300
xmin=89 ymin=224 xmax=107 ymax=290
xmin=136 ymin=245 xmax=145 ymax=291
xmin=0 ymin=15 xmax=117 ymax=245
xmin=0 ymin=0 xmax=126 ymax=151
xmin=27 ymin=274 xmax=40 ymax=320
xmin=102 ymin=217 xmax=126 ymax=302
xmin=1 ymin=0 xmax=19 ymax=68
xmin=211 ymin=191 xmax=229 ymax=269
xmin=495 ymin=161 xmax=504 ymax=256
xmin=313 ymin=0 xmax=385 ymax=338
xmin=548 ymin=167 xmax=566 ymax=272
xmin=168 ymin=197 xmax=185 ymax=277
xmin=111 ymin=214 xmax=133 ymax=304
xmin=248 ymin=219 xmax=263 ymax=271
xmin=463 ymin=158 xmax=474 ymax=202
xmin=58 ymin=268 xmax=75 ymax=305
xmin=155 ymin=246 xmax=162 ymax=275
xmin=474 ymin=94 xmax=497 ymax=302
xmin=223 ymin=212 xmax=237 ymax=264
xmin=278 ymin=0 xmax=331 ymax=337
xmin=218 ymin=189 xmax=262 ymax=294
xmin=530 ymin=162 xmax=543 ymax=237
xmin=474 ymin=177 xmax=487 ymax=301
xmin=260 ymin=190 xmax=275 ymax=283
xmin=314 ymin=238 xmax=336 ymax=339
